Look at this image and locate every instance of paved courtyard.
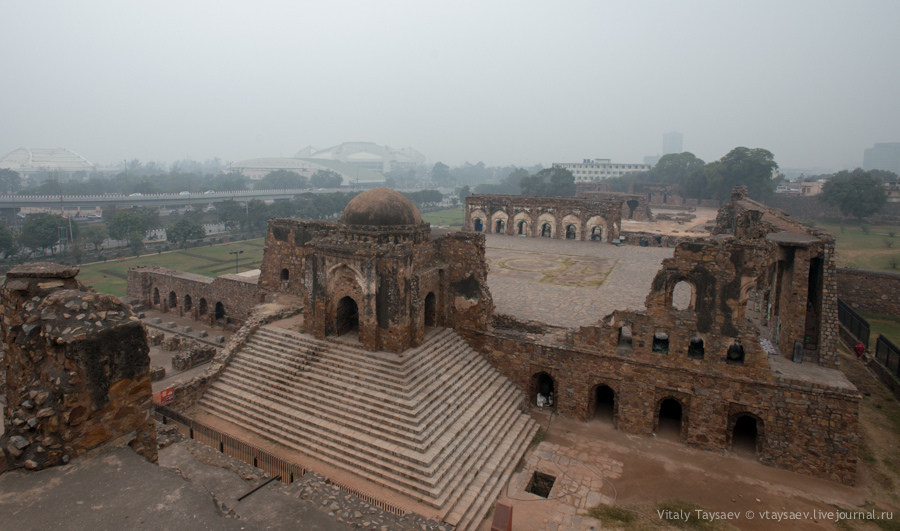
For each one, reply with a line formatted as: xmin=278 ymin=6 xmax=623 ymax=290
xmin=484 ymin=234 xmax=678 ymax=328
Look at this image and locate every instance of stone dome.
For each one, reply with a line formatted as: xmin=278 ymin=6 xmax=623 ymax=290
xmin=341 ymin=188 xmax=423 ymax=227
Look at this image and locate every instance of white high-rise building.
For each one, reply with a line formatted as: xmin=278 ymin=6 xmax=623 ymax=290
xmin=662 ymin=132 xmax=683 ymax=155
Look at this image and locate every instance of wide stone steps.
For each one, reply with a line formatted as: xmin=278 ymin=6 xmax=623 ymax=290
xmin=234 ymin=338 xmax=496 ymax=431
xmin=254 ymin=326 xmax=471 ymax=393
xmin=213 ymin=360 xmax=511 ymax=451
xmin=200 ymin=383 xmax=526 ymax=505
xmin=245 ymin=330 xmax=480 ymax=405
xmin=196 ymin=327 xmax=537 ymax=526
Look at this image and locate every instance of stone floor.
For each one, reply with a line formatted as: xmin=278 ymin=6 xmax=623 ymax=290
xmin=484 ymin=234 xmax=680 ymax=327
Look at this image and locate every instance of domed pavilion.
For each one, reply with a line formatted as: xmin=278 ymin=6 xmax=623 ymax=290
xmin=258 ymin=188 xmax=493 ymax=352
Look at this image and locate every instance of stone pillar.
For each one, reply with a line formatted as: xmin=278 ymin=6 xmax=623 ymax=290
xmin=0 ymin=263 xmax=157 ymax=474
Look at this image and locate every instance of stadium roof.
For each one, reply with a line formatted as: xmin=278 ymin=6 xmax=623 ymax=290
xmin=0 ymin=147 xmax=96 ymax=173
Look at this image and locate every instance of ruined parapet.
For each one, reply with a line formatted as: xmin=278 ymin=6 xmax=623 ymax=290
xmin=0 ymin=263 xmax=157 ymax=474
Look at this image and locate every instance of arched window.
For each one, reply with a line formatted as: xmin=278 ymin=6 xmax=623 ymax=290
xmin=688 ymin=336 xmax=705 ymax=360
xmin=183 ymin=294 xmax=192 ymax=312
xmin=541 ymin=223 xmax=552 ymax=237
xmin=617 ymin=325 xmax=633 ymax=350
xmin=652 ymin=332 xmax=669 ymax=354
xmin=168 ymin=291 xmax=177 ymax=308
xmin=474 ymin=218 xmax=483 ymax=232
xmin=152 ymin=288 xmax=160 ymax=305
xmin=672 ymin=280 xmax=694 ymax=311
xmin=726 ymin=340 xmax=745 ymax=365
xmin=565 ymin=225 xmax=577 ymax=239
xmin=591 ymin=226 xmax=603 ymax=241
xmin=198 ymin=298 xmax=208 ymax=316
xmin=214 ymin=302 xmax=225 ymax=322
xmin=518 ymin=220 xmax=528 ymax=236
xmin=495 ymin=219 xmax=505 ymax=233
xmin=280 ymin=268 xmax=290 ymax=282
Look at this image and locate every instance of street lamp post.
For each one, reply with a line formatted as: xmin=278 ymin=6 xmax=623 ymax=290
xmin=229 ymin=249 xmax=244 ymax=273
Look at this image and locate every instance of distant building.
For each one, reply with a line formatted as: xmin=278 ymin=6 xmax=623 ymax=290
xmin=297 ymin=142 xmax=426 ymax=174
xmin=0 ymin=147 xmax=97 ymax=180
xmin=553 ymin=158 xmax=651 ymax=183
xmin=643 ymin=155 xmax=661 ymax=167
xmin=662 ymin=131 xmax=683 ymax=155
xmin=863 ymin=142 xmax=900 ymax=175
xmin=229 ymin=157 xmax=385 ymax=185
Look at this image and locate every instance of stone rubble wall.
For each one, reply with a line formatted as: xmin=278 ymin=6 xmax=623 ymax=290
xmin=465 ymin=326 xmax=858 ymax=486
xmin=127 ymin=266 xmax=260 ymax=328
xmin=0 ymin=263 xmax=157 ymax=474
xmin=836 ymin=268 xmax=900 ymax=316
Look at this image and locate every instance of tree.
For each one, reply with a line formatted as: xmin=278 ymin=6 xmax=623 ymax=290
xmin=0 ymin=169 xmax=21 ymax=194
xmin=431 ymin=162 xmax=452 ymax=186
xmin=868 ymin=169 xmax=899 ymax=183
xmin=652 ymin=152 xmax=707 ymax=194
xmin=519 ymin=167 xmax=576 ymax=197
xmin=166 ymin=219 xmax=206 ymax=247
xmin=253 ymin=170 xmax=307 ymax=190
xmin=216 ymin=199 xmax=247 ymax=230
xmin=0 ymin=223 xmax=17 ymax=257
xmin=458 ymin=185 xmax=472 ymax=203
xmin=310 ymin=170 xmax=343 ymax=188
xmin=819 ymin=169 xmax=887 ymax=221
xmin=246 ymin=199 xmax=270 ymax=232
xmin=107 ymin=210 xmax=144 ymax=241
xmin=80 ymin=224 xmax=108 ymax=253
xmin=19 ymin=214 xmax=63 ymax=255
xmin=711 ymin=147 xmax=778 ymax=201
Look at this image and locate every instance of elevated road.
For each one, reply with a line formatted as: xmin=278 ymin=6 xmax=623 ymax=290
xmin=0 ymin=188 xmax=333 ymax=210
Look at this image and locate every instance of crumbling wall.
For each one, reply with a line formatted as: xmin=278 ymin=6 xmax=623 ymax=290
xmin=1 ymin=263 xmax=157 ymax=474
xmin=127 ymin=266 xmax=259 ymax=327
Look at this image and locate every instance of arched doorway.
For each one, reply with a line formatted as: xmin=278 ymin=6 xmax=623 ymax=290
xmin=183 ymin=294 xmax=192 ymax=312
xmin=657 ymin=398 xmax=684 ymax=441
xmin=565 ymin=224 xmax=577 ymax=239
xmin=541 ymin=223 xmax=552 ymax=237
xmin=474 ymin=218 xmax=483 ymax=232
xmin=152 ymin=288 xmax=160 ymax=305
xmin=591 ymin=226 xmax=603 ymax=241
xmin=335 ymin=296 xmax=359 ymax=336
xmin=495 ymin=219 xmax=505 ymax=233
xmin=533 ymin=372 xmax=555 ymax=407
xmin=518 ymin=220 xmax=528 ymax=236
xmin=731 ymin=415 xmax=760 ymax=457
xmin=594 ymin=385 xmax=615 ymax=425
xmin=198 ymin=298 xmax=208 ymax=316
xmin=626 ymin=200 xmax=639 ymax=219
xmin=423 ymin=292 xmax=436 ymax=327
xmin=280 ymin=268 xmax=290 ymax=283
xmin=168 ymin=291 xmax=177 ymax=309
xmin=214 ymin=302 xmax=225 ymax=322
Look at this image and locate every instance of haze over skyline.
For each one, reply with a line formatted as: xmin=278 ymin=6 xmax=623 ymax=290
xmin=2 ymin=1 xmax=898 ymax=172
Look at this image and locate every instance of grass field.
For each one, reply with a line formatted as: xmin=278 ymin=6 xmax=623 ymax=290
xmin=422 ymin=208 xmax=465 ymax=230
xmin=808 ymin=220 xmax=900 ymax=271
xmin=861 ymin=311 xmax=900 ymax=348
xmin=75 ymin=239 xmax=265 ymax=298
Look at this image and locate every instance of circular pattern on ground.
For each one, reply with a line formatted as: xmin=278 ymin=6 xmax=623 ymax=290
xmin=500 ymin=258 xmax=564 ymax=272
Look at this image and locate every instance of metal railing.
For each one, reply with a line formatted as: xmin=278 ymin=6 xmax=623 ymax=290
xmin=153 ymin=405 xmax=407 ymax=516
xmin=837 ymin=299 xmax=870 ymax=348
xmin=875 ymin=335 xmax=900 ymax=379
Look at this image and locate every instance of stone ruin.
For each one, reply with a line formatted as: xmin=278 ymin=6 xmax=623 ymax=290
xmin=0 ymin=263 xmax=157 ymax=474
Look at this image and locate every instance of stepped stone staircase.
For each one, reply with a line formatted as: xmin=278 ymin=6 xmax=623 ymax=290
xmin=197 ymin=325 xmax=538 ymax=531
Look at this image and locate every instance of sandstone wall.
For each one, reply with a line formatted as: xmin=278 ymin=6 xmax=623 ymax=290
xmin=836 ymin=268 xmax=900 ymax=316
xmin=1 ymin=263 xmax=157 ymax=474
xmin=466 ymin=327 xmax=858 ymax=485
xmin=127 ymin=266 xmax=260 ymax=327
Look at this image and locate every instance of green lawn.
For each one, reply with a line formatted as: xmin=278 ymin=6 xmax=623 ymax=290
xmin=423 ymin=208 xmax=465 ymax=230
xmin=809 ymin=220 xmax=900 ymax=271
xmin=861 ymin=311 xmax=900 ymax=348
xmin=76 ymin=239 xmax=265 ymax=298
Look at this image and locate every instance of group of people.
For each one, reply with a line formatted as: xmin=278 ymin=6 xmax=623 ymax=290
xmin=536 ymin=392 xmax=554 ymax=409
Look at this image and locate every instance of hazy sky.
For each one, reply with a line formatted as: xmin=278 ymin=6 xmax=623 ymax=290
xmin=2 ymin=1 xmax=898 ymax=171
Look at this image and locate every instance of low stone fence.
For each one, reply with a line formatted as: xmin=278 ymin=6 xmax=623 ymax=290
xmin=837 ymin=268 xmax=900 ymax=316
